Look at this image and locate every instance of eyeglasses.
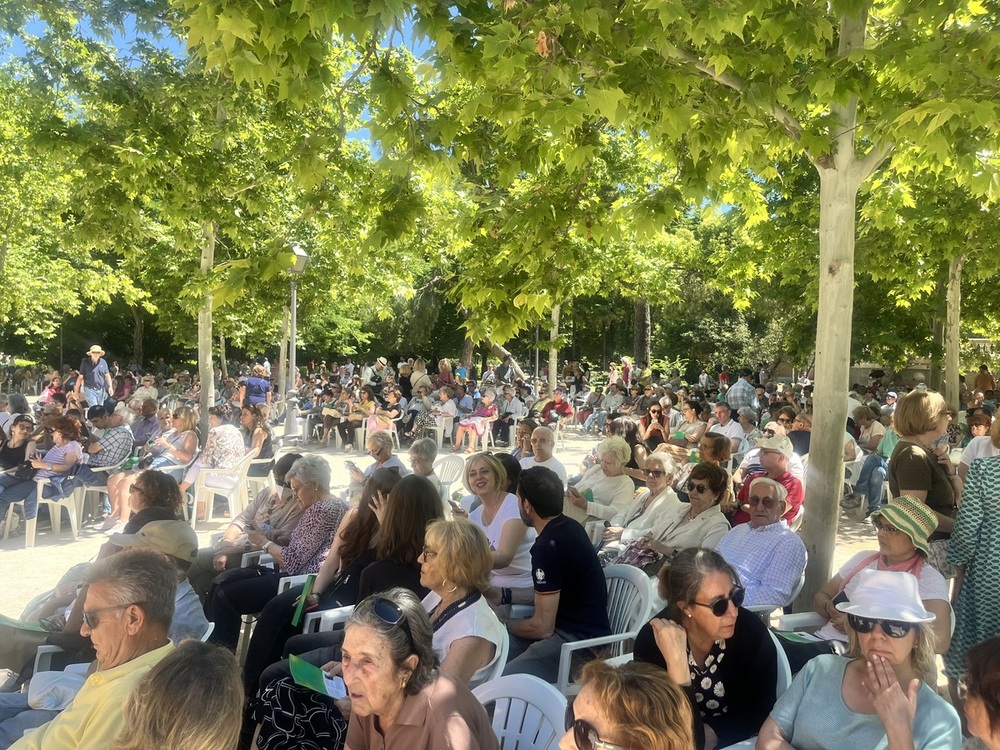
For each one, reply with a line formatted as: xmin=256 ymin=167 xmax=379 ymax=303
xmin=692 ymin=586 xmax=745 ymax=617
xmin=762 ymin=429 xmax=776 ymax=437
xmin=371 ymin=596 xmax=416 ymax=653
xmin=847 ymin=614 xmax=914 ymax=638
xmin=686 ymin=481 xmax=709 ymax=494
xmin=565 ymin=704 xmax=624 ymax=750
xmin=420 ymin=546 xmax=438 ymax=559
xmin=643 ymin=469 xmax=665 ymax=478
xmin=82 ymin=602 xmax=143 ymax=629
xmin=873 ymin=518 xmax=901 ymax=535
xmin=748 ymin=495 xmax=779 ymax=510
xmin=649 ymin=409 xmax=661 ymax=414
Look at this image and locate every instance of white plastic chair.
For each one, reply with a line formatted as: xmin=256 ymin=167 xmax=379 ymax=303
xmin=481 ymin=627 xmax=511 ymax=685
xmin=318 ymin=605 xmax=356 ymax=632
xmin=427 ymin=415 xmax=455 ymax=450
xmin=74 ymin=453 xmax=131 ymax=526
xmin=473 ymin=674 xmax=567 ymax=750
xmin=3 ymin=478 xmax=77 ymax=548
xmin=434 ymin=455 xmax=466 ymax=501
xmin=555 ymin=564 xmax=653 ymax=695
xmin=246 ymin=456 xmax=275 ymax=500
xmin=747 ymin=564 xmax=807 ymax=623
xmin=191 ymin=451 xmax=257 ymax=528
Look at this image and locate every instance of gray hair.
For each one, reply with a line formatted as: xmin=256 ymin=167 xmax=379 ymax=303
xmin=408 ymin=437 xmax=437 ymax=465
xmin=644 ymin=451 xmax=677 ymax=479
xmin=286 ymin=454 xmax=331 ymax=493
xmin=747 ymin=476 xmax=789 ymax=510
xmin=737 ymin=406 xmax=757 ymax=423
xmin=365 ymin=429 xmax=394 ymax=453
xmin=7 ymin=393 xmax=29 ymax=414
xmin=85 ymin=549 xmax=176 ymax=631
xmin=347 ymin=588 xmax=439 ymax=695
xmin=660 ymin=548 xmax=741 ymax=619
xmin=597 ymin=436 xmax=631 ymax=467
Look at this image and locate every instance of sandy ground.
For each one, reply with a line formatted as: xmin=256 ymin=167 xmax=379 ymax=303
xmin=0 ymin=426 xmax=878 ymax=619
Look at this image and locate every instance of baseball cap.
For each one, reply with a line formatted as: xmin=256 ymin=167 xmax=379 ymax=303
xmin=756 ymin=434 xmax=794 ymax=458
xmin=111 ymin=520 xmax=198 ymax=561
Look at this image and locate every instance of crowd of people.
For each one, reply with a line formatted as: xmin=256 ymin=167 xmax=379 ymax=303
xmin=0 ymin=348 xmax=998 ymax=750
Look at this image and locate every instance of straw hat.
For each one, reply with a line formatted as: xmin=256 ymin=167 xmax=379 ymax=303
xmin=871 ymin=495 xmax=937 ymax=557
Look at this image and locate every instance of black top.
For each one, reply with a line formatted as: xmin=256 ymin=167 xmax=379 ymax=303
xmin=122 ymin=507 xmax=178 ymax=535
xmin=634 ymin=606 xmax=778 ymax=747
xmin=357 ymin=559 xmax=429 ymax=602
xmin=0 ymin=439 xmax=30 ymax=470
xmin=787 ymin=430 xmax=811 ymax=456
xmin=530 ymin=515 xmax=611 ymax=639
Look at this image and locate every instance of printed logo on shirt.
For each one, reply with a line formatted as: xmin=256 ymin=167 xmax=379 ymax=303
xmin=534 ymin=568 xmax=546 ymax=583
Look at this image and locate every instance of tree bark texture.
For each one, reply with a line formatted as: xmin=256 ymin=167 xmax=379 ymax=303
xmin=131 ymin=305 xmax=144 ymax=369
xmin=198 ymin=222 xmax=216 ymax=443
xmin=944 ymin=256 xmax=965 ymax=413
xmin=459 ymin=336 xmax=475 ymax=371
xmin=548 ymin=303 xmax=561 ymax=392
xmin=633 ymin=298 xmax=650 ymax=365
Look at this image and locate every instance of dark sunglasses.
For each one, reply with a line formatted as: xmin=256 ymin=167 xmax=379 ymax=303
xmin=686 ymin=481 xmax=709 ymax=494
xmin=748 ymin=495 xmax=779 ymax=510
xmin=82 ymin=602 xmax=143 ymax=629
xmin=643 ymin=469 xmax=665 ymax=478
xmin=565 ymin=704 xmax=624 ymax=750
xmin=371 ymin=596 xmax=416 ymax=652
xmin=649 ymin=408 xmax=661 ymax=414
xmin=762 ymin=429 xmax=776 ymax=437
xmin=847 ymin=614 xmax=914 ymax=638
xmin=692 ymin=586 xmax=745 ymax=617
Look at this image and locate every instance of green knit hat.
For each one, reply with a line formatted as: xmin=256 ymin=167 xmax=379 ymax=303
xmin=872 ymin=495 xmax=938 ymax=556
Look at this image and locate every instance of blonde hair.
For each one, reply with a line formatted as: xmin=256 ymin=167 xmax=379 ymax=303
xmin=894 ymin=390 xmax=947 ymax=437
xmin=846 ymin=621 xmax=937 ymax=684
xmin=576 ymin=660 xmax=694 ymax=750
xmin=366 ymin=429 xmax=394 ymax=453
xmin=113 ymin=641 xmax=243 ymax=750
xmin=463 ymin=453 xmax=508 ymax=495
xmin=172 ymin=406 xmax=197 ymax=434
xmin=423 ymin=518 xmax=493 ymax=591
xmin=597 ymin=436 xmax=632 ymax=467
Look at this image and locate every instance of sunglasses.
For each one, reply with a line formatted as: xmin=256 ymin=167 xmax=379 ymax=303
xmin=371 ymin=596 xmax=416 ymax=652
xmin=763 ymin=429 xmax=776 ymax=437
xmin=692 ymin=586 xmax=745 ymax=617
xmin=649 ymin=409 xmax=661 ymax=414
xmin=643 ymin=469 xmax=665 ymax=478
xmin=82 ymin=602 xmax=143 ymax=629
xmin=565 ymin=705 xmax=624 ymax=750
xmin=748 ymin=495 xmax=779 ymax=510
xmin=873 ymin=518 xmax=901 ymax=535
xmin=847 ymin=614 xmax=914 ymax=638
xmin=172 ymin=412 xmax=182 ymax=418
xmin=686 ymin=481 xmax=709 ymax=494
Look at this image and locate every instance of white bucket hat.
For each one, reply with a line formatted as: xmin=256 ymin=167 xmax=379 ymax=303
xmin=835 ymin=569 xmax=935 ymax=623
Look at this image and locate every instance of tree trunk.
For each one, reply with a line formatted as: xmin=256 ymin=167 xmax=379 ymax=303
xmin=549 ymin=303 xmax=561 ymax=392
xmin=929 ymin=267 xmax=947 ymax=391
xmin=459 ymin=336 xmax=475 ymax=371
xmin=198 ymin=222 xmax=216 ymax=444
xmin=130 ymin=305 xmax=144 ymax=368
xmin=277 ymin=307 xmax=290 ymax=399
xmin=219 ymin=334 xmax=226 ymax=384
xmin=633 ymin=298 xmax=650 ymax=365
xmin=944 ymin=256 xmax=965 ymax=413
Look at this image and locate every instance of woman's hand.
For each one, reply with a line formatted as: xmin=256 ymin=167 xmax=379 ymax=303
xmin=349 ymin=466 xmax=364 ymax=483
xmin=29 ymin=457 xmax=46 ymax=469
xmin=865 ymin=655 xmax=919 ymax=737
xmin=212 ymin=553 xmax=229 ymax=572
xmin=369 ymin=490 xmax=387 ymax=525
xmin=650 ymin=618 xmax=690 ymax=686
xmin=565 ymin=488 xmax=588 ymax=510
xmin=245 ymin=528 xmax=268 ymax=549
xmin=602 ymin=526 xmax=623 ymax=542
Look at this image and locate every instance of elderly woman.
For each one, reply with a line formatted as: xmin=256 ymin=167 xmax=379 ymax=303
xmin=888 ymin=389 xmax=960 ymax=572
xmin=104 ymin=406 xmax=198 ymax=528
xmin=347 ymin=430 xmax=408 ymax=492
xmin=757 ymin=569 xmax=961 ymax=749
xmin=0 ymin=415 xmax=81 ymax=528
xmin=206 ymin=455 xmax=349 ymax=650
xmin=634 ymin=548 xmax=779 ymax=748
xmin=407 ymin=438 xmax=441 ymax=495
xmin=563 ymin=436 xmax=635 ymax=525
xmin=407 ymin=386 xmax=456 ymax=439
xmin=963 ymin=411 xmax=992 ymax=447
xmin=625 ymin=462 xmax=732 ymax=565
xmin=187 ymin=453 xmax=304 ymax=598
xmin=509 ymin=418 xmax=537 ymax=461
xmin=460 ymin=453 xmax=534 ymax=590
xmin=0 ymin=415 xmax=36 ymax=470
xmin=179 ymin=403 xmax=246 ymax=496
xmin=600 ymin=453 xmax=680 ymax=559
xmin=736 ymin=406 xmax=761 ymax=449
xmin=417 ymin=519 xmax=506 ymax=686
xmin=240 ymin=364 xmax=273 ymax=407
xmin=962 ymin=637 xmax=1000 ymax=749
xmin=778 ymin=495 xmax=951 ymax=674
xmin=672 ymin=431 xmax=732 ymax=502
xmin=453 ymin=390 xmax=498 ymax=454
xmin=561 ymin=661 xmax=697 ymax=750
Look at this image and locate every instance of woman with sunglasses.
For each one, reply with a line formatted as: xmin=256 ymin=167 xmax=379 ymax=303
xmin=560 ymin=660 xmax=697 ymax=750
xmin=103 ymin=406 xmax=198 ymax=529
xmin=638 ymin=401 xmax=668 ymax=450
xmin=633 ymin=547 xmax=779 ymax=749
xmin=776 ymin=495 xmax=951 ymax=674
xmin=758 ymin=569 xmax=961 ymax=749
xmin=600 ymin=453 xmax=681 ymax=557
xmin=0 ymin=415 xmax=36 ymax=470
xmin=961 ymin=636 xmax=1000 ymax=749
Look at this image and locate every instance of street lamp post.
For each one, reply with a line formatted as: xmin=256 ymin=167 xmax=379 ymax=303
xmin=283 ymin=243 xmax=309 ymax=443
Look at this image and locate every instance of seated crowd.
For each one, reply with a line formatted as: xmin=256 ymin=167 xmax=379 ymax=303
xmin=0 ymin=354 xmax=996 ymax=750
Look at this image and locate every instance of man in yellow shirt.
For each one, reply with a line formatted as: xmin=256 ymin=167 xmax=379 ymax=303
xmin=12 ymin=549 xmax=175 ymax=750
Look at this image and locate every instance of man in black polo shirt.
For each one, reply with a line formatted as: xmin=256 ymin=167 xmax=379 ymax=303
xmin=496 ymin=466 xmax=611 ymax=682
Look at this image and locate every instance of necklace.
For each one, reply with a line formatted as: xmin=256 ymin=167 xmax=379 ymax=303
xmin=431 ymin=590 xmax=481 ymax=632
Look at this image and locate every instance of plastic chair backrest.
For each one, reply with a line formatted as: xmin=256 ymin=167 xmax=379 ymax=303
xmin=767 ymin=628 xmax=793 ymax=697
xmin=602 ymin=564 xmax=654 ymax=636
xmin=434 ymin=454 xmax=466 ymax=485
xmin=479 ymin=627 xmax=510 ymax=686
xmin=200 ymin=622 xmax=216 ymax=642
xmin=473 ymin=674 xmax=567 ymax=750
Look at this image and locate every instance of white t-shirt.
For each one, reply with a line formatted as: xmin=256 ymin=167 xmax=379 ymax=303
xmin=815 ymin=551 xmax=949 ymax=642
xmin=738 ymin=448 xmax=805 ymax=480
xmin=469 ymin=492 xmax=535 ymax=588
xmin=422 ymin=591 xmax=506 ymax=688
xmin=711 ymin=419 xmax=744 ymax=444
xmin=960 ymin=435 xmax=1000 ymax=467
xmin=519 ymin=455 xmax=568 ymax=484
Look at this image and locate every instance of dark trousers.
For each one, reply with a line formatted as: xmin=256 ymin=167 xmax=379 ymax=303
xmin=336 ymin=421 xmax=362 ymax=447
xmin=205 ymin=566 xmax=284 ymax=650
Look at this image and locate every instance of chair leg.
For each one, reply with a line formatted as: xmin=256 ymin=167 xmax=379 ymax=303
xmin=66 ymin=499 xmax=80 ymax=539
xmin=25 ymin=515 xmax=37 ymax=548
xmin=2 ymin=503 xmax=14 ymax=541
xmin=49 ymin=501 xmax=61 ymax=535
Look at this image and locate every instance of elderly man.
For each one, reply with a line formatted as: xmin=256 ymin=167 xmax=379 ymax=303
xmin=7 ymin=550 xmax=175 ymax=750
xmin=520 ymin=427 xmax=567 ymax=484
xmin=710 ymin=401 xmax=746 ymax=453
xmin=129 ymin=398 xmax=161 ymax=448
xmin=497 ymin=467 xmax=610 ymax=682
xmin=493 ymin=387 xmax=525 ymax=445
xmin=715 ymin=477 xmax=806 ymax=608
xmin=727 ymin=435 xmax=803 ymax=526
xmin=131 ymin=375 xmax=158 ymax=403
xmin=74 ymin=345 xmax=114 ymax=409
xmin=539 ymin=387 xmax=573 ymax=426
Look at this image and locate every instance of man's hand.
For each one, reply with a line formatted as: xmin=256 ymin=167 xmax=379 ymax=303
xmin=245 ymin=528 xmax=268 ymax=549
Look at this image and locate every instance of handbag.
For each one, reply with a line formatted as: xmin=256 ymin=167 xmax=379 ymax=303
xmin=13 ymin=461 xmax=37 ymax=481
xmin=613 ymin=540 xmax=666 ymax=576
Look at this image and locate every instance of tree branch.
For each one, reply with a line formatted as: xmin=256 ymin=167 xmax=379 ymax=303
xmin=855 ymin=141 xmax=894 ymax=181
xmin=664 ymin=45 xmax=804 ymax=142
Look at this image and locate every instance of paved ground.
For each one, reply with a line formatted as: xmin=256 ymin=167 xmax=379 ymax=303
xmin=0 ymin=426 xmax=878 ymax=619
